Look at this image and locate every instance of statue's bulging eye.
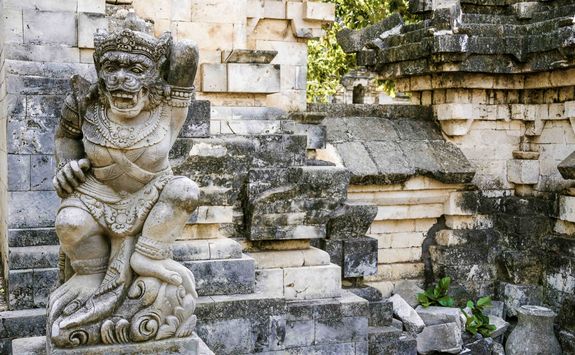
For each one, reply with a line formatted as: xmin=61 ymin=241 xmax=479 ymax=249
xmin=131 ymin=65 xmax=146 ymax=74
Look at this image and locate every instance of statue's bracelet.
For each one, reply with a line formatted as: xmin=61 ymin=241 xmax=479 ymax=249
xmin=167 ymin=85 xmax=194 ymax=107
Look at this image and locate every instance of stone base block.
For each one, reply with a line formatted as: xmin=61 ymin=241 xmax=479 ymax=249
xmin=368 ymin=326 xmax=417 ymax=355
xmin=13 ymin=333 xmax=213 ymax=355
xmin=173 ymin=238 xmax=242 ymax=262
xmin=283 ymin=264 xmax=341 ymax=300
xmin=185 ymin=255 xmax=256 ymax=296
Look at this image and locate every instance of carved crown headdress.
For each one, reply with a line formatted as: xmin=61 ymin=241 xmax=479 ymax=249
xmin=93 ymin=28 xmax=172 ymax=63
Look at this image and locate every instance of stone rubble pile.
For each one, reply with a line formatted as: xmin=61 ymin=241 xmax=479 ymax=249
xmin=381 ymin=287 xmax=512 ymax=355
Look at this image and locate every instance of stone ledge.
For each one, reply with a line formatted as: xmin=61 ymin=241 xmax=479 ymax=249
xmin=12 ymin=333 xmax=213 ymax=355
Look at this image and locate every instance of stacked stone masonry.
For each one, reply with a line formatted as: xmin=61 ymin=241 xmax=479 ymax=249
xmin=2 ymin=0 xmax=575 ymax=353
xmin=337 ymin=0 xmax=575 ymax=351
xmin=130 ymin=0 xmax=335 ymax=135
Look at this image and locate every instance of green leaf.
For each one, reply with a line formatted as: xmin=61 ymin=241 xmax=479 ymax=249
xmin=438 ymin=296 xmax=454 ymax=307
xmin=467 ymin=300 xmax=474 ymax=309
xmin=439 ymin=277 xmax=451 ymax=290
xmin=477 ymin=296 xmax=492 ymax=307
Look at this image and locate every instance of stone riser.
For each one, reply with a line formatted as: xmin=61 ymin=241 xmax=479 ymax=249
xmin=195 ymin=291 xmax=371 ymax=354
xmin=8 ymin=254 xmax=256 ymax=311
xmin=185 ymin=255 xmax=256 ymax=296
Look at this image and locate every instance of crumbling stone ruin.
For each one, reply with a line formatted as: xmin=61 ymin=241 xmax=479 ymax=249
xmin=0 ymin=0 xmax=574 ymax=354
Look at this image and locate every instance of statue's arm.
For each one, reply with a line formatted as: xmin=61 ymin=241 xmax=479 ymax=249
xmin=52 ymin=94 xmax=90 ymax=197
xmin=166 ymin=40 xmax=199 ymax=142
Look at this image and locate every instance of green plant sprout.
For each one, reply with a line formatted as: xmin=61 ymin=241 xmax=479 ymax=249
xmin=417 ymin=276 xmax=455 ymax=308
xmin=461 ymin=296 xmax=497 ymax=337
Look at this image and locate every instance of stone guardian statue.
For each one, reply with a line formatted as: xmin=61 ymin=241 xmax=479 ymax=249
xmin=47 ymin=23 xmax=201 ymax=352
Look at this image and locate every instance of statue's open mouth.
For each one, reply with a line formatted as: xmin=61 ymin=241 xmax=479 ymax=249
xmin=109 ymin=90 xmax=142 ymax=110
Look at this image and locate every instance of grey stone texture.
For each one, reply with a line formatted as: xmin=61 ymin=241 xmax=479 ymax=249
xmin=247 ymin=165 xmax=349 ymax=241
xmin=194 ymin=292 xmax=369 ymax=354
xmin=8 ymin=191 xmax=59 ymax=228
xmin=342 ymin=237 xmax=378 ymax=278
xmin=0 ymin=309 xmax=46 ymax=354
xmin=320 ymin=107 xmax=474 ymax=185
xmin=368 ymin=326 xmax=417 ymax=355
xmin=338 ymin=1 xmax=575 ymax=76
xmin=8 ymin=267 xmax=59 ymax=309
xmin=184 ymin=255 xmax=255 ymax=296
xmin=389 ymin=294 xmax=425 ymax=334
xmin=179 ymin=100 xmax=211 ymax=138
xmin=498 ymin=282 xmax=543 ymax=317
xmin=416 ymin=322 xmax=463 ymax=354
xmin=30 ymin=155 xmax=56 ymax=191
xmin=393 ymin=282 xmax=424 ymax=309
xmin=326 ymin=203 xmax=377 ymax=240
xmin=8 ymin=228 xmax=58 ymax=247
xmin=12 ymin=333 xmax=214 ymax=355
xmin=415 ymin=306 xmax=463 ymax=332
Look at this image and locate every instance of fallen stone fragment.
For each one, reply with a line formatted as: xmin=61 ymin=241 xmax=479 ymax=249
xmin=416 ymin=322 xmax=463 ymax=354
xmin=484 ymin=300 xmax=505 ymax=318
xmin=415 ymin=305 xmax=463 ymax=332
xmin=393 ymin=281 xmax=424 ymax=308
xmin=389 ymin=294 xmax=425 ymax=334
xmin=488 ymin=315 xmax=509 ymax=339
xmin=461 ymin=335 xmax=494 ymax=355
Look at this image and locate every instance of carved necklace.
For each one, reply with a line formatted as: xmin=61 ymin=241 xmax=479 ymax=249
xmin=94 ymin=104 xmax=165 ymax=149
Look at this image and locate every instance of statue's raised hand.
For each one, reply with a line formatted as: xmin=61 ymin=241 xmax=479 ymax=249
xmin=53 ymin=158 xmax=91 ymax=197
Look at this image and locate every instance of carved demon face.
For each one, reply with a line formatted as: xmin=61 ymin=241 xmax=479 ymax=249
xmin=98 ymin=51 xmax=160 ymax=119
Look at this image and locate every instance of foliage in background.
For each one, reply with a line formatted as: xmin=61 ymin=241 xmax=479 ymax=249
xmin=306 ymin=0 xmax=414 ymax=103
xmin=417 ymin=276 xmax=455 ymax=308
xmin=461 ymin=296 xmax=497 ymax=337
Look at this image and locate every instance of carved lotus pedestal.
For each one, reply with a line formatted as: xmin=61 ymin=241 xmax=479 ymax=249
xmin=50 ymin=334 xmax=205 ymax=355
xmin=12 ymin=333 xmax=212 ymax=355
xmin=48 ymin=276 xmax=197 ymax=352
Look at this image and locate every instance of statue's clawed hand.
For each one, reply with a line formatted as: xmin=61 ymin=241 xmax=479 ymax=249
xmin=53 ymin=159 xmax=91 ymax=198
xmin=130 ymin=251 xmax=198 ymax=298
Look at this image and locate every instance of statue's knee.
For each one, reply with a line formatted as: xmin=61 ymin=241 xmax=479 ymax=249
xmin=55 ymin=208 xmax=93 ymax=245
xmin=163 ymin=177 xmax=199 ymax=213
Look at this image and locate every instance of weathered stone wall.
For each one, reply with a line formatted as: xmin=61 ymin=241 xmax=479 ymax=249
xmin=399 ymin=76 xmax=575 ymax=193
xmin=130 ymin=0 xmax=335 ymax=135
xmin=2 ymin=0 xmax=102 ymax=311
xmin=335 ymin=0 xmax=575 ymax=349
xmin=0 ymin=0 xmax=10 ymax=288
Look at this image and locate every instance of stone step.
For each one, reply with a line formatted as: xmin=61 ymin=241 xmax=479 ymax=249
xmin=9 ymin=238 xmax=244 ymax=269
xmin=9 ymin=245 xmax=60 ymax=270
xmin=173 ymin=238 xmax=242 ymax=261
xmin=0 ymin=308 xmax=46 ymax=354
xmin=247 ymin=247 xmax=330 ymax=269
xmin=194 ymin=291 xmax=369 ymax=354
xmin=254 ymin=263 xmax=341 ymax=300
xmin=12 ymin=333 xmax=215 ymax=355
xmin=8 ymin=253 xmax=255 ymax=310
xmin=8 ymin=228 xmax=58 ymax=248
xmin=184 ymin=255 xmax=256 ymax=296
xmin=368 ymin=326 xmax=417 ymax=355
xmin=8 ymin=267 xmax=58 ymax=310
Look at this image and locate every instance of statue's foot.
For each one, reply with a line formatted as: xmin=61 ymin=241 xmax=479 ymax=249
xmin=130 ymin=252 xmax=198 ymax=298
xmin=48 ymin=273 xmax=104 ymax=327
